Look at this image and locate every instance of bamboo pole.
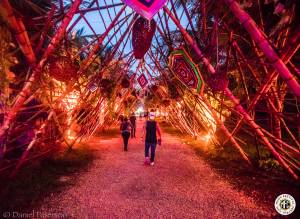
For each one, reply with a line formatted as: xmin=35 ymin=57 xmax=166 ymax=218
xmin=201 ymin=96 xmax=251 ymax=163
xmin=201 ymin=0 xmax=208 ymax=40
xmin=0 ymin=0 xmax=83 ymax=155
xmin=100 ymin=14 xmax=137 ymax=69
xmin=163 ymin=6 xmax=298 ymax=179
xmin=148 ymin=47 xmax=251 ymax=163
xmin=223 ymin=0 xmax=300 ymax=97
xmin=231 ymin=45 xmax=299 ymax=135
xmin=179 ymin=0 xmax=199 ymax=44
xmin=67 ymin=0 xmax=97 ymax=33
xmin=28 ymin=5 xmax=128 ymax=118
xmin=35 ymin=4 xmax=57 ymax=54
xmin=10 ymin=111 xmax=54 ymax=177
xmin=222 ymin=25 xmax=299 ymax=146
xmin=78 ymin=5 xmax=127 ymax=72
xmin=224 ymin=88 xmax=298 ymax=179
xmin=222 ymin=12 xmax=294 ymax=143
xmin=0 ymin=0 xmax=36 ymax=67
xmin=77 ymin=16 xmax=135 ymax=137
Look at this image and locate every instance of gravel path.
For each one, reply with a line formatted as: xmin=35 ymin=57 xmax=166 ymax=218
xmin=37 ymin=120 xmax=272 ymax=218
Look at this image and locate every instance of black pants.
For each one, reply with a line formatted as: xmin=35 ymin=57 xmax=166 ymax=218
xmin=131 ymin=125 xmax=136 ymax=138
xmin=145 ymin=142 xmax=157 ymax=162
xmin=122 ymin=132 xmax=130 ymax=151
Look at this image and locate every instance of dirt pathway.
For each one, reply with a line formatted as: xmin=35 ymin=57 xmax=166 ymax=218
xmin=38 ymin=120 xmax=271 ymax=218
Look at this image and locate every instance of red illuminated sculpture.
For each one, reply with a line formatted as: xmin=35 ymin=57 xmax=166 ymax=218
xmin=132 ymin=16 xmax=156 ymax=59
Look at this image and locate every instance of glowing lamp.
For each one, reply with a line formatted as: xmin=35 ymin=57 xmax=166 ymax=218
xmin=123 ymin=0 xmax=167 ymax=20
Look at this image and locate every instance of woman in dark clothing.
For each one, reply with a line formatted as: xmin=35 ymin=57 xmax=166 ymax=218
xmin=120 ymin=117 xmax=132 ymax=151
xmin=129 ymin=113 xmax=136 ymax=138
xmin=141 ymin=110 xmax=162 ymax=166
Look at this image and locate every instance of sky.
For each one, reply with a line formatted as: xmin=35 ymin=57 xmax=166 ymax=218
xmin=66 ymin=0 xmax=191 ymax=88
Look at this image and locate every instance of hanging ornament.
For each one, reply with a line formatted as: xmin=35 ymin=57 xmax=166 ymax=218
xmin=99 ymin=78 xmax=116 ymax=98
xmin=123 ymin=0 xmax=167 ymax=20
xmin=169 ymin=48 xmax=204 ymax=94
xmin=48 ymin=56 xmax=79 ymax=82
xmin=121 ymin=74 xmax=131 ymax=88
xmin=132 ymin=16 xmax=156 ymax=59
xmin=162 ymin=98 xmax=171 ymax=107
xmin=137 ymin=73 xmax=148 ymax=89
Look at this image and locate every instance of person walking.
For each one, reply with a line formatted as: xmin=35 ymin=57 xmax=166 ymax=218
xmin=141 ymin=110 xmax=162 ymax=166
xmin=120 ymin=117 xmax=132 ymax=151
xmin=129 ymin=113 xmax=136 ymax=138
xmin=118 ymin=114 xmax=124 ymax=122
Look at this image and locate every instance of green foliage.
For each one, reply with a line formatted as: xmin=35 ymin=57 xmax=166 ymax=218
xmin=0 ymin=25 xmax=16 ymax=99
xmin=161 ymin=121 xmax=285 ymax=173
xmin=259 ymin=158 xmax=281 ymax=171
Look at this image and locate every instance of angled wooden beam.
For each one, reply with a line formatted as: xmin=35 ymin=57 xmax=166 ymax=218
xmin=79 ymin=5 xmax=127 ymax=72
xmin=77 ymin=3 xmax=124 ymax=14
xmin=35 ymin=4 xmax=57 ymax=54
xmin=67 ymin=0 xmax=96 ymax=33
xmin=223 ymin=0 xmax=300 ymax=97
xmin=0 ymin=0 xmax=83 ymax=155
xmin=0 ymin=0 xmax=36 ymax=66
xmin=164 ymin=5 xmax=299 ymax=180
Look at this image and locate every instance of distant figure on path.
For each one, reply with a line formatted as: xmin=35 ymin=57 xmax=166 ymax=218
xmin=129 ymin=113 xmax=136 ymax=138
xmin=142 ymin=110 xmax=162 ymax=166
xmin=118 ymin=114 xmax=124 ymax=122
xmin=120 ymin=117 xmax=132 ymax=151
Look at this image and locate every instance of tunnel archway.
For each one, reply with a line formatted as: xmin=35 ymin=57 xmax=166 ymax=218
xmin=0 ymin=0 xmax=299 ymax=180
